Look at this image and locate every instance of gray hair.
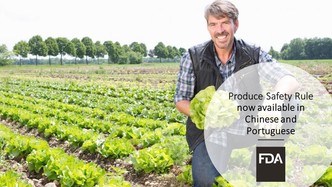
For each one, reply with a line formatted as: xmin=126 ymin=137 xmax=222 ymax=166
xmin=204 ymin=0 xmax=239 ymax=21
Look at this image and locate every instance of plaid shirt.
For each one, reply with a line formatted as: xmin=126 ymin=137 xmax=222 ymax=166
xmin=174 ymin=42 xmax=291 ymax=144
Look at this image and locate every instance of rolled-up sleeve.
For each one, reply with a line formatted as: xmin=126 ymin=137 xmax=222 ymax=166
xmin=174 ymin=52 xmax=195 ymax=103
xmin=258 ymin=50 xmax=293 ymax=85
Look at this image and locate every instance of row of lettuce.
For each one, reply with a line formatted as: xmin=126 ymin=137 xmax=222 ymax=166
xmin=0 ymin=77 xmax=331 ymax=186
xmin=0 ymin=78 xmax=185 ymax=122
xmin=0 ymin=170 xmax=32 ymax=187
xmin=0 ymin=123 xmax=130 ymax=186
xmin=0 ymin=77 xmax=193 ymax=186
xmin=0 ymin=90 xmax=189 ymax=161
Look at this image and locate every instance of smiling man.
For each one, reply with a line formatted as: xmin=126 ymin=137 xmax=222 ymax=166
xmin=174 ymin=0 xmax=299 ymax=186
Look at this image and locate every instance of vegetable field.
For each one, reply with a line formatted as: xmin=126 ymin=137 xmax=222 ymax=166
xmin=0 ymin=62 xmax=331 ymax=187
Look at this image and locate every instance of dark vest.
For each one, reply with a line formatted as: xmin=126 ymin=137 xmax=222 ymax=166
xmin=187 ymin=39 xmax=261 ymax=151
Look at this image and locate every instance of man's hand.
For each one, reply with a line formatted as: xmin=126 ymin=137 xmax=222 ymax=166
xmin=176 ymin=100 xmax=191 ymax=117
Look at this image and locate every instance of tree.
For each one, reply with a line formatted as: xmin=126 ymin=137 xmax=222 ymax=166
xmin=287 ymin=38 xmax=306 ymax=59
xmin=166 ymin=45 xmax=177 ymax=59
xmin=0 ymin=44 xmax=14 ymax=66
xmin=81 ymin=37 xmax=96 ymax=64
xmin=130 ymin=42 xmax=147 ymax=57
xmin=154 ymin=42 xmax=168 ymax=62
xmin=103 ymin=41 xmax=123 ymax=64
xmin=318 ymin=37 xmax=332 ymax=59
xmin=56 ymin=37 xmax=70 ymax=65
xmin=103 ymin=41 xmax=114 ymax=64
xmin=304 ymin=37 xmax=332 ymax=59
xmin=95 ymin=41 xmax=107 ymax=63
xmin=117 ymin=43 xmax=128 ymax=64
xmin=148 ymin=49 xmax=155 ymax=58
xmin=280 ymin=38 xmax=306 ymax=60
xmin=268 ymin=46 xmax=280 ymax=59
xmin=128 ymin=51 xmax=143 ymax=64
xmin=65 ymin=41 xmax=76 ymax=62
xmin=280 ymin=43 xmax=289 ymax=53
xmin=71 ymin=38 xmax=86 ymax=64
xmin=280 ymin=43 xmax=289 ymax=60
xmin=179 ymin=47 xmax=186 ymax=57
xmin=45 ymin=37 xmax=59 ymax=65
xmin=122 ymin=44 xmax=131 ymax=53
xmin=13 ymin=41 xmax=30 ymax=66
xmin=140 ymin=43 xmax=147 ymax=57
xmin=118 ymin=53 xmax=129 ymax=64
xmin=28 ymin=35 xmax=48 ymax=65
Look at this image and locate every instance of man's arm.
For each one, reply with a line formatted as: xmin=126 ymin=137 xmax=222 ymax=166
xmin=174 ymin=52 xmax=195 ymax=117
xmin=259 ymin=50 xmax=299 ymax=94
xmin=274 ymin=75 xmax=299 ymax=94
xmin=176 ymin=100 xmax=191 ymax=116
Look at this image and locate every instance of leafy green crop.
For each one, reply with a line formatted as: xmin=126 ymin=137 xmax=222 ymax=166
xmin=190 ymin=86 xmax=216 ymax=129
xmin=0 ymin=123 xmax=131 ymax=187
xmin=315 ymin=167 xmax=332 ymax=186
xmin=0 ymin=170 xmax=32 ymax=187
xmin=26 ymin=149 xmax=50 ymax=173
xmin=132 ymin=147 xmax=174 ymax=174
xmin=176 ymin=165 xmax=192 ymax=185
xmin=190 ymin=86 xmax=239 ymax=130
xmin=98 ymin=137 xmax=135 ymax=158
xmin=213 ymin=176 xmax=233 ymax=187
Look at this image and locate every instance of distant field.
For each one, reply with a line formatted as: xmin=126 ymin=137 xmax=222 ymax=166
xmin=281 ymin=59 xmax=332 ymax=65
xmin=280 ymin=59 xmax=332 ymax=76
xmin=2 ymin=59 xmax=331 ymax=93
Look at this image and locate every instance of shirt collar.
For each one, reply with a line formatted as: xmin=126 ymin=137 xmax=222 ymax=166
xmin=214 ymin=44 xmax=236 ymax=67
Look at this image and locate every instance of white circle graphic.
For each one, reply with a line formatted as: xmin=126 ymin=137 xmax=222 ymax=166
xmin=204 ymin=63 xmax=332 ymax=186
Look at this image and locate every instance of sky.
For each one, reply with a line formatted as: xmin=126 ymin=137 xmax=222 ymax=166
xmin=0 ymin=0 xmax=331 ymax=52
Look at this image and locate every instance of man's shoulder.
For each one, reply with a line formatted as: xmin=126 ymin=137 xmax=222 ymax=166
xmin=188 ymin=40 xmax=215 ymax=61
xmin=235 ymin=38 xmax=260 ymax=50
xmin=235 ymin=38 xmax=262 ymax=63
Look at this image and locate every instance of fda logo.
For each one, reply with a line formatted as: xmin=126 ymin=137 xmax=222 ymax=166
xmin=259 ymin=153 xmax=283 ymax=164
xmin=256 ymin=147 xmax=285 ymax=182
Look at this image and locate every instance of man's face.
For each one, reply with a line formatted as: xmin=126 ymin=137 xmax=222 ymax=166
xmin=207 ymin=15 xmax=239 ymax=50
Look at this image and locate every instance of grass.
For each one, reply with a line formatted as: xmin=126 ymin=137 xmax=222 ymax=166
xmin=280 ymin=59 xmax=332 ymax=65
xmin=0 ymin=60 xmax=331 ymax=77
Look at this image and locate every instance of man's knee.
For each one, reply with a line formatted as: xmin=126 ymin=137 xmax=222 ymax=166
xmin=192 ymin=142 xmax=220 ymax=187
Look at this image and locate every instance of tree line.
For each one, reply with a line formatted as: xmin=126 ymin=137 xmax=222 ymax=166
xmin=268 ymin=37 xmax=332 ymax=60
xmin=1 ymin=36 xmax=332 ymax=66
xmin=1 ymin=35 xmax=186 ymax=66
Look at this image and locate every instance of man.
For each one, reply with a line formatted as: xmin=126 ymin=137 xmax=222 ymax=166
xmin=174 ymin=0 xmax=299 ymax=186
